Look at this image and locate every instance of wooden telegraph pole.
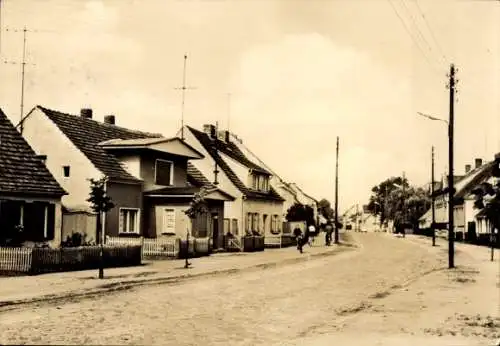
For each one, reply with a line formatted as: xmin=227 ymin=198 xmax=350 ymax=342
xmin=334 ymin=136 xmax=339 ymax=244
xmin=447 ymin=64 xmax=456 ymax=269
xmin=431 ymin=146 xmax=436 ymax=246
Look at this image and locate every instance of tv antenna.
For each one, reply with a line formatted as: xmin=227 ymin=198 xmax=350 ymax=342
xmin=174 ymin=54 xmax=197 ymax=140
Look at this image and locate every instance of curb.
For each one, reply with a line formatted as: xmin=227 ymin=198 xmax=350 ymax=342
xmin=0 ymin=242 xmax=359 ymax=311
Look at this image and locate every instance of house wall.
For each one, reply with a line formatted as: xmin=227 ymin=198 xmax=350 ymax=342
xmin=182 ymin=127 xmax=244 ymax=232
xmin=105 ymin=181 xmax=143 ymax=237
xmin=218 ymin=151 xmax=252 ymax=187
xmin=62 ymin=212 xmax=97 ymax=244
xmin=21 ymin=108 xmax=102 ymax=211
xmin=0 ymin=194 xmax=63 ymax=247
xmin=145 ymin=198 xmax=225 ymax=247
xmin=243 ymin=199 xmax=283 ymax=236
xmin=140 ymin=152 xmax=188 ymax=189
xmin=119 ymin=156 xmax=141 ymax=179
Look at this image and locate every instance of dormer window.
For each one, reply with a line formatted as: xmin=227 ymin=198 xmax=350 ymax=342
xmin=155 ymin=159 xmax=173 ymax=186
xmin=251 ymin=173 xmax=269 ymax=192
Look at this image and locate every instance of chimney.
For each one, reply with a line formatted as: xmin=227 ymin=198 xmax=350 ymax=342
xmin=80 ymin=108 xmax=93 ymax=119
xmin=104 ymin=115 xmax=115 ymax=125
xmin=465 ymin=164 xmax=471 ymax=174
xmin=203 ymin=124 xmax=216 ymax=139
xmin=225 ymin=130 xmax=230 ymax=143
xmin=475 ymin=158 xmax=482 ymax=169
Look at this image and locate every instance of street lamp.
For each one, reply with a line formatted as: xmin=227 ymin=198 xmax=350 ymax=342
xmin=417 ymin=110 xmax=455 ymax=268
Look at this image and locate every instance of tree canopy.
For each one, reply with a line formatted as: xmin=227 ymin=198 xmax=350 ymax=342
xmin=286 ymin=202 xmax=315 ymax=226
xmin=318 ymin=198 xmax=334 ymax=220
xmin=366 ymin=176 xmax=430 ymax=229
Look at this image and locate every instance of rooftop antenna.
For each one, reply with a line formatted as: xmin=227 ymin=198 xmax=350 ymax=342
xmin=174 ymin=54 xmax=197 ymax=140
xmin=19 ymin=26 xmax=27 ymax=133
xmin=227 ymin=92 xmax=231 ymax=133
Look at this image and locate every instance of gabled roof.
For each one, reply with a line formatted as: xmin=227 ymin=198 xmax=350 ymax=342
xmin=0 ymin=108 xmax=66 ymax=197
xmin=99 ymin=137 xmax=204 ymax=160
xmin=35 ymin=106 xmax=163 ymax=183
xmin=186 ymin=126 xmax=284 ymax=202
xmin=187 ymin=162 xmax=213 ymax=187
xmin=289 ymin=183 xmax=318 ymax=204
xmin=454 ymin=161 xmax=495 ymax=200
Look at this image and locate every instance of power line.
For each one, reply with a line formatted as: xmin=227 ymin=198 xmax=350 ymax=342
xmin=399 ymin=0 xmax=438 ymax=62
xmin=387 ymin=0 xmax=444 ymax=76
xmin=414 ymin=0 xmax=448 ymax=65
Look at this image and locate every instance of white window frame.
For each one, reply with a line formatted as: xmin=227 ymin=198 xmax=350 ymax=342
xmin=154 ymin=159 xmax=174 ymax=186
xmin=43 ymin=205 xmax=48 ymax=238
xmin=119 ymin=208 xmax=141 ymax=234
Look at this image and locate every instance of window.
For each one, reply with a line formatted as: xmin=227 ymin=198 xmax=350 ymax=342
xmin=263 ymin=214 xmax=268 ymax=233
xmin=63 ymin=165 xmax=70 ymax=177
xmin=155 ymin=159 xmax=173 ymax=186
xmin=232 ymin=219 xmax=238 ymax=235
xmin=162 ymin=208 xmax=176 ymax=234
xmin=252 ymin=213 xmax=259 ymax=232
xmin=223 ymin=218 xmax=230 ymax=234
xmin=246 ymin=213 xmax=252 ymax=232
xmin=271 ymin=214 xmax=280 ymax=234
xmin=119 ymin=208 xmax=140 ymax=234
xmin=251 ymin=173 xmax=269 ymax=192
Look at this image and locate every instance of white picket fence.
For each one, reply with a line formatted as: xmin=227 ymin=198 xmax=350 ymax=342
xmin=264 ymin=235 xmax=282 ymax=248
xmin=0 ymin=247 xmax=33 ymax=273
xmin=106 ymin=236 xmax=179 ymax=258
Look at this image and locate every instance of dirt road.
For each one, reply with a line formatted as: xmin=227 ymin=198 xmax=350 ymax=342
xmin=1 ymin=233 xmax=498 ymax=345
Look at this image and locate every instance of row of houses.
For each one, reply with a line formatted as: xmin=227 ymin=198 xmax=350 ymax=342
xmin=419 ymin=157 xmax=499 ymax=239
xmin=0 ymin=105 xmax=319 ymax=250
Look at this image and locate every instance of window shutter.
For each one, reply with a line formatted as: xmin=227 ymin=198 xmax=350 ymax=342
xmin=46 ymin=203 xmax=56 ymax=240
xmin=119 ymin=210 xmax=124 ymax=233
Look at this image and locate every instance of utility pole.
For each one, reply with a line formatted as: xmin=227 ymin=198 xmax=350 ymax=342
xmin=431 ymin=146 xmax=436 ymax=246
xmin=175 ymin=54 xmax=196 ymax=140
xmin=447 ymin=63 xmax=456 ymax=269
xmin=213 ymin=121 xmax=219 ymax=185
xmin=19 ymin=26 xmax=27 ymax=133
xmin=334 ymin=136 xmax=339 ymax=244
xmin=402 ymin=171 xmax=406 ymax=237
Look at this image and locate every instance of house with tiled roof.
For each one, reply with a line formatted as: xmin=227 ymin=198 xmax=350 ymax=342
xmin=20 ymin=106 xmax=234 ymax=249
xmin=227 ymin=132 xmax=320 ymax=225
xmin=0 ymin=108 xmax=66 ymax=247
xmin=180 ymin=125 xmax=285 ymax=242
xmin=419 ymin=158 xmax=497 ymax=240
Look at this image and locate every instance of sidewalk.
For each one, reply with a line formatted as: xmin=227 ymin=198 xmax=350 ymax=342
xmin=0 ymin=238 xmax=356 ymax=308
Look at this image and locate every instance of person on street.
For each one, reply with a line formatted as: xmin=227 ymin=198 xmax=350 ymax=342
xmin=325 ymin=222 xmax=333 ymax=246
xmin=293 ymin=227 xmax=304 ymax=253
xmin=308 ymin=224 xmax=316 ymax=246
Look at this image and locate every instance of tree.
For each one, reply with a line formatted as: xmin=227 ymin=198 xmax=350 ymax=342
xmin=286 ymin=202 xmax=315 ymax=226
xmin=367 ymin=176 xmax=409 ymax=227
xmin=86 ymin=177 xmax=115 ymax=279
xmin=183 ymin=186 xmax=210 ymax=268
xmin=471 ymin=157 xmax=500 ymax=260
xmin=367 ymin=176 xmax=429 ymax=231
xmin=318 ymin=198 xmax=334 ymax=220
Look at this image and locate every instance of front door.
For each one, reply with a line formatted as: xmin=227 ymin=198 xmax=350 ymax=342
xmin=211 ymin=213 xmax=219 ymax=249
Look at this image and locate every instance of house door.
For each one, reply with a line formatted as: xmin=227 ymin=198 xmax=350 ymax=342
xmin=211 ymin=213 xmax=219 ymax=248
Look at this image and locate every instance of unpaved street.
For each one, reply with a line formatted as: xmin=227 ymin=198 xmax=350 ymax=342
xmin=1 ymin=233 xmax=498 ymax=345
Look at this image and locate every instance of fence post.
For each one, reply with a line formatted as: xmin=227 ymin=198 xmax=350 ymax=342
xmin=141 ymin=236 xmax=145 ymax=260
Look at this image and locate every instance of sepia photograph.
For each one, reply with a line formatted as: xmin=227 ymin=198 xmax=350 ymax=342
xmin=0 ymin=0 xmax=499 ymax=345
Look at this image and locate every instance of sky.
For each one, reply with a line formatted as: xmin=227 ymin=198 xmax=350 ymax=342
xmin=0 ymin=0 xmax=499 ymax=213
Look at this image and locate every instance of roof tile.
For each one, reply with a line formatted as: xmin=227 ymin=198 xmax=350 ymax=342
xmin=0 ymin=109 xmax=66 ymax=197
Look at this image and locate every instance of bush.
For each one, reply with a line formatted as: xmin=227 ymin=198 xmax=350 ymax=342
xmin=61 ymin=232 xmax=94 ymax=247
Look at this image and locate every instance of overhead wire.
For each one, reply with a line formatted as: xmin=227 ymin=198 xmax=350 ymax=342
xmin=387 ymin=0 xmax=446 ymax=76
xmin=413 ymin=0 xmax=449 ymax=65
